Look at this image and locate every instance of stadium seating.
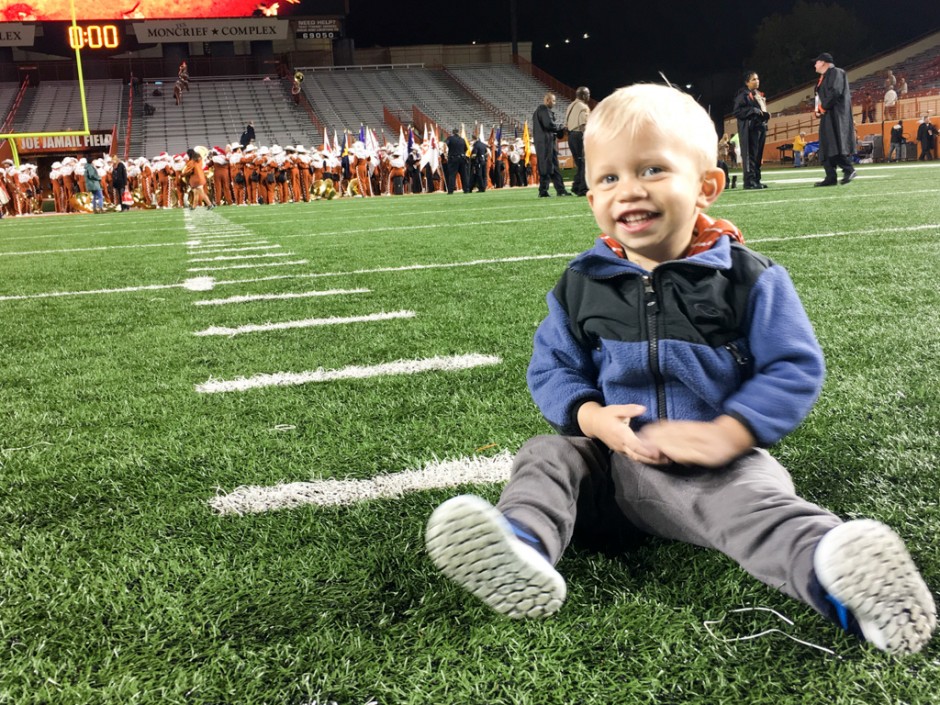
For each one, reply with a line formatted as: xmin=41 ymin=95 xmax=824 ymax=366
xmin=298 ymin=64 xmax=562 ymax=137
xmin=445 ymin=64 xmax=571 ymax=129
xmin=0 ymin=82 xmax=20 ymax=124
xmin=137 ymin=77 xmax=318 ymax=156
xmin=12 ymin=79 xmax=124 ymax=133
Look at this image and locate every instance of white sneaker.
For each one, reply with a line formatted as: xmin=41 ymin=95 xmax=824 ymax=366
xmin=425 ymin=495 xmax=566 ymax=618
xmin=814 ymin=520 xmax=936 ymax=654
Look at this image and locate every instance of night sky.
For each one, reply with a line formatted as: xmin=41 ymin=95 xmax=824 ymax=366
xmin=345 ymin=0 xmax=937 ymax=117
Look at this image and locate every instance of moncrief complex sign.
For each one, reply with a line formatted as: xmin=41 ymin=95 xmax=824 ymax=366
xmin=0 ymin=23 xmax=35 ymax=47
xmin=131 ymin=19 xmax=288 ymax=43
xmin=16 ymin=132 xmax=114 ymax=154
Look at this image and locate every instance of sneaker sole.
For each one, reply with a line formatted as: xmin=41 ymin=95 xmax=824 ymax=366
xmin=425 ymin=495 xmax=566 ymax=618
xmin=814 ymin=519 xmax=936 ymax=654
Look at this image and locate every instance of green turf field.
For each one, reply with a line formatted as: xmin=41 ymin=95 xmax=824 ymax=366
xmin=1 ymin=163 xmax=939 ymax=704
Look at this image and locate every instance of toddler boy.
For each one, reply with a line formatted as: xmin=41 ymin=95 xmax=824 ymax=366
xmin=425 ymin=84 xmax=936 ymax=655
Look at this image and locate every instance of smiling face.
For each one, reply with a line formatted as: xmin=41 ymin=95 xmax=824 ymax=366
xmin=586 ymin=123 xmax=723 ymax=270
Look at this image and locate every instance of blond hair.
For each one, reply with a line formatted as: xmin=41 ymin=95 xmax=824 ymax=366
xmin=584 ymin=84 xmax=717 ymax=179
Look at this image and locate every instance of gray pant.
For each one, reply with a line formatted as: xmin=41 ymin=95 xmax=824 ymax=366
xmin=497 ymin=435 xmax=841 ymax=616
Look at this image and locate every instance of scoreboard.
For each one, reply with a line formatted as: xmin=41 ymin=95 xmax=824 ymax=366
xmin=0 ymin=1 xmax=347 ymax=21
xmin=67 ymin=23 xmax=120 ymax=49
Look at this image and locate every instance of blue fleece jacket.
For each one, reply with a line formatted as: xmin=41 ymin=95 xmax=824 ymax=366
xmin=527 ymin=235 xmax=825 ymax=447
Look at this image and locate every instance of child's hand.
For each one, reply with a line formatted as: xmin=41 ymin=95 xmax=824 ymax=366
xmin=577 ymin=402 xmax=668 ymax=465
xmin=637 ymin=415 xmax=755 ymax=467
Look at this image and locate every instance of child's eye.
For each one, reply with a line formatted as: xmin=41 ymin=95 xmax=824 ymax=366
xmin=642 ymin=166 xmax=664 ymax=177
xmin=601 ymin=174 xmax=618 ymax=184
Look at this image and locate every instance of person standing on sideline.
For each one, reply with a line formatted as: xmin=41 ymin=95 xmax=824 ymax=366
xmin=533 ymin=92 xmax=572 ymax=198
xmin=813 ymin=53 xmax=857 ymax=186
xmin=444 ymin=128 xmax=469 ymax=194
xmin=111 ymin=155 xmax=129 ymax=211
xmin=467 ymin=134 xmax=489 ymax=192
xmin=916 ymin=115 xmax=936 ymax=161
xmin=888 ymin=120 xmax=905 ymax=162
xmin=792 ymin=131 xmax=807 ymax=167
xmin=733 ymin=71 xmax=769 ymax=189
xmin=84 ymin=158 xmax=104 ymax=213
xmin=564 ymin=86 xmax=591 ymax=196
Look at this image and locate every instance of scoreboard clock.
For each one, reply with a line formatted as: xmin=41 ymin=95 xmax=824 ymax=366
xmin=66 ymin=23 xmax=121 ymax=50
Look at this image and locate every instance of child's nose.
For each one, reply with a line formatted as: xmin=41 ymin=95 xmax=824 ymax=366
xmin=617 ymin=176 xmax=646 ymax=199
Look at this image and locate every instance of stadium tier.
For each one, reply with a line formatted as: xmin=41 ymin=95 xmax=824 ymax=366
xmin=137 ymin=77 xmax=317 ymax=157
xmin=12 ymin=79 xmax=125 ymax=134
xmin=444 ymin=64 xmax=572 ymax=129
xmin=298 ymin=65 xmax=543 ymax=137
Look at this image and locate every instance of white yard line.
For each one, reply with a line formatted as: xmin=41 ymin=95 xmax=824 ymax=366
xmin=273 ymin=214 xmax=590 ymax=240
xmin=194 ymin=288 xmax=370 ymax=305
xmin=193 ymin=310 xmax=415 ymax=337
xmin=214 ymin=253 xmax=581 ymax=286
xmin=186 ymin=243 xmax=276 ymax=252
xmin=209 ymin=451 xmax=513 ymax=514
xmin=3 ymin=222 xmax=936 ymax=303
xmin=187 ymin=259 xmax=308 ymax=272
xmin=749 ymin=223 xmax=940 ymax=244
xmin=189 ymin=253 xmax=292 ymax=262
xmin=0 ymin=242 xmax=182 ymax=256
xmin=195 ymin=352 xmax=501 ymax=394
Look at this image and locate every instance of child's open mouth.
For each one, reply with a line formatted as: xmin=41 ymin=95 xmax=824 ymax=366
xmin=618 ymin=211 xmax=659 ymax=231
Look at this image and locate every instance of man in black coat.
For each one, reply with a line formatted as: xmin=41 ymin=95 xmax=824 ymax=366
xmin=240 ymin=121 xmax=256 ymax=148
xmin=444 ymin=128 xmax=469 ymax=194
xmin=533 ymin=92 xmax=571 ymax=198
xmin=467 ymin=136 xmax=488 ymax=192
xmin=111 ymin=155 xmax=129 ymax=211
xmin=916 ymin=116 xmax=937 ymax=161
xmin=813 ymin=53 xmax=856 ymax=186
xmin=732 ymin=71 xmax=769 ymax=189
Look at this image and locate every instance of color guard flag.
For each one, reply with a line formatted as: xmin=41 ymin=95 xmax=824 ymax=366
xmin=523 ymin=121 xmax=531 ymax=166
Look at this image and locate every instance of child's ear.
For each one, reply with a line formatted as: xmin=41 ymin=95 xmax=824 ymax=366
xmin=697 ymin=168 xmax=725 ymax=208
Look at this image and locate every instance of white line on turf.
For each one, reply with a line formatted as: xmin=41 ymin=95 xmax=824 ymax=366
xmin=0 ymin=242 xmax=183 ymax=256
xmin=193 ymin=310 xmax=415 ymax=336
xmin=189 ymin=253 xmax=293 ymax=262
xmin=209 ymin=451 xmax=513 ymax=514
xmin=4 ymin=223 xmax=937 ymax=303
xmin=194 ymin=288 xmax=370 ymax=305
xmin=194 ymin=353 xmax=501 ymax=393
xmin=213 ymin=253 xmax=581 ymax=286
xmin=187 ymin=259 xmax=308 ymax=272
xmin=186 ymin=243 xmax=276 ymax=251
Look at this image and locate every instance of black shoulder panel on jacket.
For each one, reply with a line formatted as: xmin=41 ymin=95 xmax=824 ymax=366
xmin=552 ymin=245 xmax=774 ymax=349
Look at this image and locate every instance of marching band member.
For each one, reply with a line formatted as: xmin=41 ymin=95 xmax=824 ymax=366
xmin=152 ymin=152 xmax=171 ymax=208
xmin=49 ymin=161 xmax=65 ymax=213
xmin=229 ymin=144 xmax=246 ymax=205
xmin=172 ymin=154 xmax=188 ymax=208
xmin=296 ymin=145 xmax=312 ymax=202
xmin=243 ymin=144 xmax=260 ymax=205
xmin=211 ymin=147 xmax=232 ymax=206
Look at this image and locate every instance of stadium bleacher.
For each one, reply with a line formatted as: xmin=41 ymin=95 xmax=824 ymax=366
xmin=444 ymin=64 xmax=571 ymax=129
xmin=12 ymin=79 xmax=124 ymax=133
xmin=137 ymin=76 xmax=318 ymax=156
xmin=298 ymin=65 xmax=520 ymax=137
xmin=0 ymin=83 xmax=20 ymax=124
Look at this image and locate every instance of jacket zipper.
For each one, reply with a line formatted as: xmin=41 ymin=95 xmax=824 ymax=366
xmin=724 ymin=342 xmax=749 ymax=368
xmin=643 ymin=274 xmax=667 ymax=419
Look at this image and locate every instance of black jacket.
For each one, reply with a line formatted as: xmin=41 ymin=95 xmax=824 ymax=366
xmin=445 ymin=134 xmax=468 ymax=163
xmin=533 ymin=103 xmax=564 ymax=162
xmin=815 ymin=67 xmax=855 ymax=159
xmin=112 ymin=162 xmax=128 ymax=190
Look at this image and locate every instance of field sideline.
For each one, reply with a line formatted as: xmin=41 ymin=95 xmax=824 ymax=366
xmin=1 ymin=163 xmax=939 ymax=704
